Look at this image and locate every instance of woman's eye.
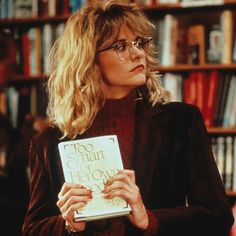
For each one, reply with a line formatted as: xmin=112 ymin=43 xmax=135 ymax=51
xmin=136 ymin=39 xmax=145 ymax=48
xmin=115 ymin=43 xmax=126 ymax=51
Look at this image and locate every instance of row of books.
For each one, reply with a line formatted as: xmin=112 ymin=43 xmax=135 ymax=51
xmin=141 ymin=0 xmax=224 ymax=6
xmin=161 ymin=72 xmax=236 ymax=128
xmin=8 ymin=23 xmax=65 ymax=76
xmin=211 ymin=136 xmax=236 ymax=192
xmin=0 ymin=0 xmax=86 ymax=19
xmin=0 ymin=83 xmax=46 ymax=129
xmin=153 ymin=9 xmax=236 ymax=65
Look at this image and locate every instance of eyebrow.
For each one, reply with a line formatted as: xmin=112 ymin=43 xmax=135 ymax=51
xmin=115 ymin=36 xmax=140 ymax=43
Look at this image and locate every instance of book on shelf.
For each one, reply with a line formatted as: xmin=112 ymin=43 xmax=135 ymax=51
xmin=58 ymin=135 xmax=131 ymax=222
xmin=215 ymin=136 xmax=225 ymax=184
xmin=206 ymin=24 xmax=223 ymax=64
xmin=28 ymin=28 xmax=42 ymax=76
xmin=222 ymin=76 xmax=236 ymax=127
xmin=215 ymin=74 xmax=231 ymax=127
xmin=160 ymin=14 xmax=175 ymax=66
xmin=233 ymin=31 xmax=236 ymax=63
xmin=225 ymin=136 xmax=233 ymax=191
xmin=21 ymin=32 xmax=30 ymax=76
xmin=187 ymin=24 xmax=205 ymax=65
xmin=233 ymin=137 xmax=236 ymax=192
xmin=220 ymin=10 xmax=234 ymax=64
xmin=157 ymin=0 xmax=180 ymax=3
xmin=15 ymin=0 xmax=33 ymax=18
xmin=162 ymin=73 xmax=183 ymax=102
xmin=212 ymin=136 xmax=236 ymax=191
xmin=181 ymin=0 xmax=223 ymax=7
xmin=183 ymin=72 xmax=208 ymax=117
xmin=204 ymin=71 xmax=219 ymax=127
xmin=0 ymin=91 xmax=7 ymax=115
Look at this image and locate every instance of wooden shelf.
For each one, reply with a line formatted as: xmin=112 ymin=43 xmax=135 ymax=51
xmin=143 ymin=1 xmax=236 ymax=12
xmin=157 ymin=64 xmax=236 ymax=72
xmin=7 ymin=75 xmax=47 ymax=86
xmin=227 ymin=191 xmax=236 ymax=198
xmin=207 ymin=127 xmax=236 ymax=135
xmin=0 ymin=15 xmax=69 ymax=27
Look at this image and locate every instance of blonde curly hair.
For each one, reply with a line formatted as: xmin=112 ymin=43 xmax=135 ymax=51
xmin=47 ymin=0 xmax=170 ymax=139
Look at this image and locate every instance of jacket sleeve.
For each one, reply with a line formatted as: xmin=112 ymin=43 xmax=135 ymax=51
xmin=22 ymin=136 xmax=88 ymax=236
xmin=142 ymin=106 xmax=234 ymax=236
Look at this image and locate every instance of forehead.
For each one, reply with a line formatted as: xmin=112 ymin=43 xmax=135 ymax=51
xmin=101 ymin=25 xmax=137 ymax=49
xmin=117 ymin=26 xmax=137 ymax=40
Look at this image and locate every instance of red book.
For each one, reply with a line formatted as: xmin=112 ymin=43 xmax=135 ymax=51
xmin=183 ymin=72 xmax=197 ymax=105
xmin=195 ymin=72 xmax=208 ymax=120
xmin=205 ymin=71 xmax=219 ymax=127
xmin=62 ymin=0 xmax=70 ymax=15
xmin=21 ymin=32 xmax=30 ymax=76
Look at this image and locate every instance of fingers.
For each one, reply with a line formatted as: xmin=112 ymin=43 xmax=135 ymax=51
xmin=106 ymin=169 xmax=135 ymax=187
xmin=58 ymin=183 xmax=86 ymax=199
xmin=57 ymin=186 xmax=92 ymax=208
xmin=103 ymin=169 xmax=140 ymax=204
xmin=57 ymin=183 xmax=93 ymax=222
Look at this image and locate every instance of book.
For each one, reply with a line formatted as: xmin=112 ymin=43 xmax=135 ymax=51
xmin=222 ymin=76 xmax=236 ymax=127
xmin=21 ymin=31 xmax=30 ymax=76
xmin=216 ymin=74 xmax=231 ymax=126
xmin=206 ymin=24 xmax=223 ymax=63
xmin=204 ymin=71 xmax=219 ymax=127
xmin=183 ymin=72 xmax=197 ymax=105
xmin=161 ymin=14 xmax=175 ymax=66
xmin=233 ymin=137 xmax=236 ymax=191
xmin=58 ymin=135 xmax=131 ymax=222
xmin=187 ymin=24 xmax=205 ymax=65
xmin=181 ymin=0 xmax=223 ymax=7
xmin=233 ymin=30 xmax=236 ymax=63
xmin=225 ymin=136 xmax=233 ymax=191
xmin=162 ymin=73 xmax=183 ymax=102
xmin=220 ymin=10 xmax=233 ymax=64
xmin=15 ymin=0 xmax=32 ymax=18
xmin=216 ymin=136 xmax=225 ymax=183
xmin=175 ymin=17 xmax=189 ymax=64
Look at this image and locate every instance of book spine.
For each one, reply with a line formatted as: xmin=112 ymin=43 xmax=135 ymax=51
xmin=220 ymin=10 xmax=233 ymax=64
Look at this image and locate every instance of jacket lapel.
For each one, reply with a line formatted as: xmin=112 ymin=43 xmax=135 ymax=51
xmin=133 ymin=99 xmax=168 ymax=200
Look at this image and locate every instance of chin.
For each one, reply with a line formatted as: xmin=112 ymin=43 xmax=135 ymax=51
xmin=133 ymin=74 xmax=146 ymax=86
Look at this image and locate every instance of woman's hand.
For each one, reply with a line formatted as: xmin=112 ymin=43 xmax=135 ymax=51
xmin=103 ymin=170 xmax=149 ymax=230
xmin=57 ymin=183 xmax=93 ymax=232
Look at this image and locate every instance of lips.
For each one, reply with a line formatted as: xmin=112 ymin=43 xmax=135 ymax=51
xmin=130 ymin=64 xmax=145 ymax=72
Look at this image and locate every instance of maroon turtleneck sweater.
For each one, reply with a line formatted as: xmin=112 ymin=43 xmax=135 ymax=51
xmin=84 ymin=92 xmax=136 ymax=235
xmin=86 ymin=92 xmax=136 ymax=170
xmin=83 ymin=91 xmax=158 ymax=235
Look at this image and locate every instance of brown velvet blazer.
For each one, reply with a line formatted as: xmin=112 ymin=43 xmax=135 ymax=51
xmin=22 ymin=100 xmax=234 ymax=236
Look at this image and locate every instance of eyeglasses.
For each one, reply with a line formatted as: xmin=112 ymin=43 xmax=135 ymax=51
xmin=98 ymin=36 xmax=152 ymax=61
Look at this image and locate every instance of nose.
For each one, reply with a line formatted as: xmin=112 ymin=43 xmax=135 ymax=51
xmin=129 ymin=45 xmax=145 ymax=61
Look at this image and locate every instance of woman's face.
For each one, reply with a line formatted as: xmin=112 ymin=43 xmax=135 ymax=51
xmin=97 ymin=26 xmax=147 ymax=99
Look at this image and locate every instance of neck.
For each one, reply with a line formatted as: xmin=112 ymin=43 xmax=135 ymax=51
xmin=102 ymin=85 xmax=136 ymax=99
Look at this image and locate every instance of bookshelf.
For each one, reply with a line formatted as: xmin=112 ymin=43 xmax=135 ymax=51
xmin=0 ymin=1 xmax=236 ymax=195
xmin=141 ymin=0 xmax=236 ymax=196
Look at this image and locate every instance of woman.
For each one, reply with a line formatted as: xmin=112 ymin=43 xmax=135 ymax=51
xmin=22 ymin=0 xmax=234 ymax=235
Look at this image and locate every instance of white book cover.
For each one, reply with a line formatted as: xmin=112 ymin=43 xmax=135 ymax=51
xmin=58 ymin=135 xmax=131 ymax=222
xmin=42 ymin=24 xmax=53 ymax=75
xmin=161 ymin=14 xmax=175 ymax=66
xmin=216 ymin=136 xmax=225 ymax=182
xmin=223 ymin=76 xmax=236 ymax=127
xmin=225 ymin=137 xmax=233 ymax=191
xmin=220 ymin=10 xmax=233 ymax=64
xmin=181 ymin=0 xmax=223 ymax=7
xmin=233 ymin=137 xmax=236 ymax=191
xmin=233 ymin=32 xmax=236 ymax=62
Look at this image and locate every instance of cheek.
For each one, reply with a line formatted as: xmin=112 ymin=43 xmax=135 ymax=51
xmin=98 ymin=57 xmax=124 ymax=83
